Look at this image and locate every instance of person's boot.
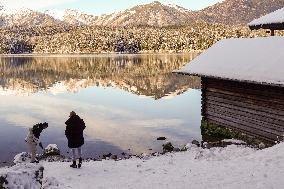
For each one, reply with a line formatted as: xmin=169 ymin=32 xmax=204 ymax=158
xmin=30 ymin=158 xmax=39 ymax=163
xmin=78 ymin=157 xmax=82 ymax=168
xmin=34 ymin=158 xmax=39 ymax=163
xmin=70 ymin=161 xmax=77 ymax=168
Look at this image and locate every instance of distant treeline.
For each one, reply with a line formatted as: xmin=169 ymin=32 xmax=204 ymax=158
xmin=0 ymin=22 xmax=281 ymax=54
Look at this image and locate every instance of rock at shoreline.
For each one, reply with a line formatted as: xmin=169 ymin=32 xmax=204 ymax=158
xmin=192 ymin=140 xmax=200 ymax=147
xmin=44 ymin=144 xmax=60 ymax=156
xmin=163 ymin=142 xmax=174 ymax=153
xmin=13 ymin=152 xmax=32 ymax=164
xmin=259 ymin=142 xmax=266 ymax=149
xmin=111 ymin=155 xmax=118 ymax=160
xmin=181 ymin=143 xmax=192 ymax=151
xmin=157 ymin=137 xmax=167 ymax=141
xmin=103 ymin=153 xmax=112 ymax=159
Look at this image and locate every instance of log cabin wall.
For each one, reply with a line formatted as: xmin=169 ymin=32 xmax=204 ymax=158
xmin=201 ymin=77 xmax=284 ymax=142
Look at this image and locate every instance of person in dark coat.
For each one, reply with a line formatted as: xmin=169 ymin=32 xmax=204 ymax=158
xmin=65 ymin=111 xmax=86 ymax=168
xmin=25 ymin=122 xmax=48 ymax=163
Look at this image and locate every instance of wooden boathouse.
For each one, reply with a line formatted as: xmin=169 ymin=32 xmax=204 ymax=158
xmin=248 ymin=7 xmax=284 ymax=36
xmin=176 ymin=37 xmax=284 ymax=143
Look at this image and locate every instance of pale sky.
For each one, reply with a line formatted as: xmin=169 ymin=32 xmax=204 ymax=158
xmin=0 ymin=0 xmax=224 ymax=15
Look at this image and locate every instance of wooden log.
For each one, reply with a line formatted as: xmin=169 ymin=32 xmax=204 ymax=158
xmin=207 ymin=118 xmax=275 ymax=142
xmin=206 ymin=115 xmax=280 ymax=141
xmin=206 ymin=103 xmax=284 ymax=128
xmin=205 ymin=95 xmax=284 ymax=117
xmin=207 ymin=91 xmax=284 ymax=115
xmin=206 ymin=87 xmax=284 ymax=106
xmin=204 ymin=81 xmax=284 ymax=102
xmin=204 ymin=78 xmax=284 ymax=96
xmin=206 ymin=100 xmax=284 ymax=122
xmin=201 ymin=78 xmax=207 ymax=117
xmin=201 ymin=77 xmax=284 ymax=142
xmin=206 ymin=110 xmax=284 ymax=136
xmin=206 ymin=90 xmax=284 ymax=109
xmin=206 ymin=110 xmax=282 ymax=135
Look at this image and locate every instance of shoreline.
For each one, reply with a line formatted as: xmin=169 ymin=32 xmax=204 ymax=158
xmin=1 ymin=142 xmax=283 ymax=188
xmin=0 ymin=139 xmax=256 ymax=169
xmin=0 ymin=51 xmax=202 ymax=57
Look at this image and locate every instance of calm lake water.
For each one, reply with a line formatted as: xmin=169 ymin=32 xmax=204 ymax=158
xmin=0 ymin=54 xmax=201 ymax=163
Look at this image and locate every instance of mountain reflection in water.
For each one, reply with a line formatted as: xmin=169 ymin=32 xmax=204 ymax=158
xmin=0 ymin=54 xmax=201 ymax=164
xmin=0 ymin=54 xmax=200 ymax=98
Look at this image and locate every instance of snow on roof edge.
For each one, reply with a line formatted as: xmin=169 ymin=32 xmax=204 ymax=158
xmin=175 ymin=37 xmax=284 ymax=87
xmin=248 ymin=7 xmax=284 ymax=26
xmin=174 ymin=70 xmax=284 ymax=88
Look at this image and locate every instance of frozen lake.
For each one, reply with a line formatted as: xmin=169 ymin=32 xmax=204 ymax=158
xmin=0 ymin=53 xmax=201 ymax=164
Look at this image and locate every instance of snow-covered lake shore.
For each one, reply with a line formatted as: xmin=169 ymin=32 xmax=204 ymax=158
xmin=1 ymin=142 xmax=284 ymax=189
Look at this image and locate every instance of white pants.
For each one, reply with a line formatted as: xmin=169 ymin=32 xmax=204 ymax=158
xmin=28 ymin=143 xmax=37 ymax=162
xmin=71 ymin=147 xmax=82 ymax=161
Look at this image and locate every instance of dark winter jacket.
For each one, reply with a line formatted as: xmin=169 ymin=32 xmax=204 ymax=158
xmin=65 ymin=115 xmax=86 ymax=148
xmin=32 ymin=123 xmax=45 ymax=139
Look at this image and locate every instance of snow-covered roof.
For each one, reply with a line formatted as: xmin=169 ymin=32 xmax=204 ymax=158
xmin=248 ymin=7 xmax=284 ymax=30
xmin=176 ymin=37 xmax=284 ymax=87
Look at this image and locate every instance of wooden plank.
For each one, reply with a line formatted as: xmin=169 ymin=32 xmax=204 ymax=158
xmin=206 ymin=100 xmax=284 ymax=122
xmin=207 ymin=118 xmax=275 ymax=142
xmin=206 ymin=116 xmax=280 ymax=141
xmin=205 ymin=95 xmax=284 ymax=117
xmin=204 ymin=82 xmax=284 ymax=102
xmin=206 ymin=110 xmax=284 ymax=135
xmin=207 ymin=87 xmax=284 ymax=108
xmin=206 ymin=90 xmax=284 ymax=109
xmin=205 ymin=95 xmax=284 ymax=116
xmin=207 ymin=118 xmax=269 ymax=140
xmin=201 ymin=78 xmax=207 ymax=117
xmin=205 ymin=80 xmax=284 ymax=98
xmin=206 ymin=103 xmax=284 ymax=128
xmin=201 ymin=77 xmax=284 ymax=142
xmin=206 ymin=111 xmax=283 ymax=136
xmin=204 ymin=77 xmax=284 ymax=96
xmin=249 ymin=23 xmax=284 ymax=31
xmin=206 ymin=91 xmax=284 ymax=116
xmin=207 ymin=116 xmax=278 ymax=141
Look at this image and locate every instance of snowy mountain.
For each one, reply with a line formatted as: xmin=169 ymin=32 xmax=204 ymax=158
xmin=93 ymin=1 xmax=192 ymax=27
xmin=93 ymin=0 xmax=284 ymax=26
xmin=0 ymin=8 xmax=61 ymax=27
xmin=0 ymin=1 xmax=192 ymax=27
xmin=195 ymin=0 xmax=284 ymax=25
xmin=1 ymin=0 xmax=284 ymax=27
xmin=45 ymin=9 xmax=99 ymax=26
xmin=63 ymin=9 xmax=99 ymax=25
xmin=44 ymin=10 xmax=65 ymax=21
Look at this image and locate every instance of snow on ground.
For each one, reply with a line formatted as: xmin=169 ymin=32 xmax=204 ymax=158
xmin=2 ymin=143 xmax=284 ymax=188
xmin=44 ymin=143 xmax=283 ymax=188
xmin=13 ymin=152 xmax=32 ymax=164
xmin=0 ymin=163 xmax=43 ymax=189
xmin=222 ymin=139 xmax=246 ymax=145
